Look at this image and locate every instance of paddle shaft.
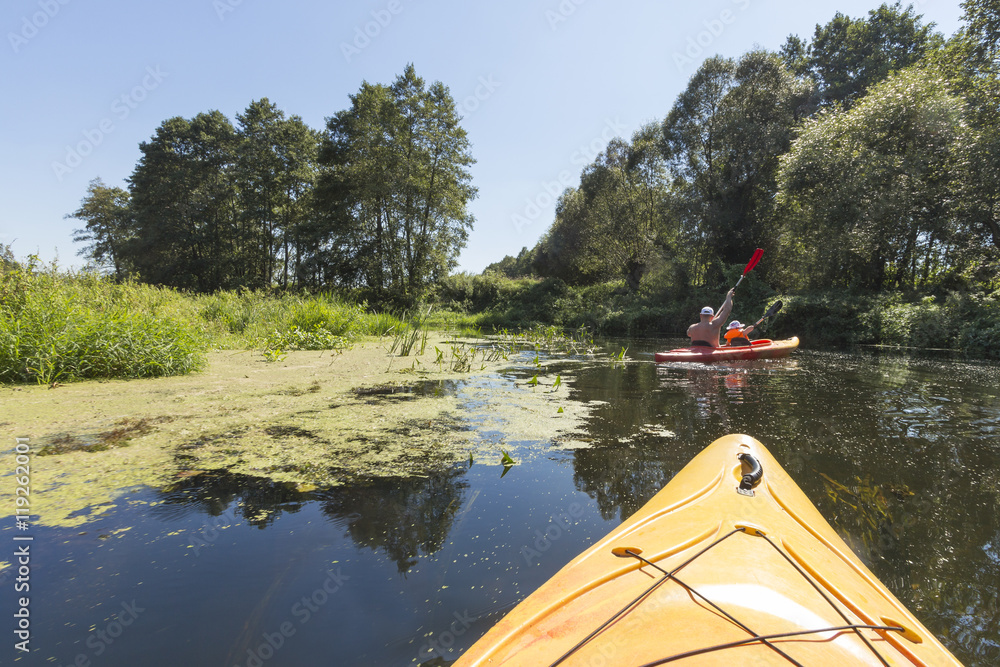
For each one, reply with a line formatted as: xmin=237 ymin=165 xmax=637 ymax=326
xmin=733 ymin=249 xmax=763 ymax=290
xmin=751 ymin=301 xmax=783 ymax=328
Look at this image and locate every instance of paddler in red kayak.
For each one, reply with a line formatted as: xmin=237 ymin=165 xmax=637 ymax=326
xmin=686 ymin=288 xmax=734 ymax=348
xmin=723 ymin=320 xmax=755 ymax=347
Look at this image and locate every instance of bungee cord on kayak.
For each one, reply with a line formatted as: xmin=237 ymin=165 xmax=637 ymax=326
xmin=549 ymin=525 xmax=906 ymax=666
xmin=544 ymin=449 xmax=912 ymax=667
xmin=454 ymin=436 xmax=962 ymax=667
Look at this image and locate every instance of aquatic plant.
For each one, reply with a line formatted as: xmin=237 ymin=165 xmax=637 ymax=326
xmin=389 ymin=307 xmax=431 ymax=356
xmin=260 ymin=325 xmax=350 ymax=354
xmin=489 ymin=324 xmax=596 ymax=356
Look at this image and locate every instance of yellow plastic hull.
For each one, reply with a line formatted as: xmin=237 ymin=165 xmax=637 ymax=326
xmin=455 ymin=434 xmax=962 ymax=666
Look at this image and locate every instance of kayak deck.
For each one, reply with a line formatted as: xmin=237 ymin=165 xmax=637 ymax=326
xmin=655 ymin=337 xmax=799 ymax=363
xmin=455 ymin=434 xmax=961 ymax=666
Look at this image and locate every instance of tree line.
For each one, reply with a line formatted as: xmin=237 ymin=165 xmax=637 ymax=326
xmin=69 ymin=65 xmax=476 ymax=305
xmin=491 ymin=1 xmax=1000 ymax=297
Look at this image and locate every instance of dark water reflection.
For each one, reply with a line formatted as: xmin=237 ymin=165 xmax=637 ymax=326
xmin=4 ymin=342 xmax=999 ymax=665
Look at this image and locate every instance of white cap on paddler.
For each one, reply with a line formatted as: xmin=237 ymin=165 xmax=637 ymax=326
xmin=700 ymin=306 xmax=714 ymax=316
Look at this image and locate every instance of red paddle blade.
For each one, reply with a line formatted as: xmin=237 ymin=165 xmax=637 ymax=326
xmin=743 ymin=248 xmax=763 ymax=275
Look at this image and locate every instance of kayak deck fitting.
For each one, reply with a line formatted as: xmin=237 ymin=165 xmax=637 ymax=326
xmin=654 ymin=337 xmax=800 ymax=363
xmin=454 ymin=434 xmax=961 ymax=666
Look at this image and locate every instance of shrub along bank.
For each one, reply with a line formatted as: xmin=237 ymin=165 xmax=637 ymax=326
xmin=3 ymin=255 xmax=996 ymax=386
xmin=432 ymin=272 xmax=1000 ymax=359
xmin=0 ymin=257 xmax=406 ymax=384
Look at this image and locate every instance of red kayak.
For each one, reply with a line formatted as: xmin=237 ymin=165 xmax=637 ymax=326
xmin=655 ymin=337 xmax=799 ymax=363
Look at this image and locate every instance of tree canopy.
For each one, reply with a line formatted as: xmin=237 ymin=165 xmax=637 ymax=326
xmin=783 ymin=2 xmax=941 ymax=107
xmin=521 ymin=3 xmax=999 ymax=299
xmin=67 ymin=67 xmax=475 ymax=304
xmin=312 ymin=65 xmax=477 ymax=304
xmin=776 ymin=68 xmax=966 ymax=291
xmin=68 ymin=8 xmax=1000 ymax=306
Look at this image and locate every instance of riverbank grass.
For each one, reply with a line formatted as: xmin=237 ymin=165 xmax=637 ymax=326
xmin=0 ymin=264 xmax=204 ymax=384
xmin=0 ymin=260 xmax=410 ymax=384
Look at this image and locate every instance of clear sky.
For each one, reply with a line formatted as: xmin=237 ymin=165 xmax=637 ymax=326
xmin=2 ymin=0 xmax=964 ymax=275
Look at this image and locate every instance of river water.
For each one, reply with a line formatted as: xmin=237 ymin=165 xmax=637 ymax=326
xmin=5 ymin=340 xmax=999 ymax=666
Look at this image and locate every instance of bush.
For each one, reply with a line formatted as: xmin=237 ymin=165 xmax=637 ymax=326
xmin=771 ymin=293 xmax=872 ymax=347
xmin=956 ymin=296 xmax=1000 ymax=359
xmin=0 ymin=262 xmax=204 ymax=384
xmin=289 ymin=299 xmax=361 ymax=336
xmin=260 ymin=325 xmax=350 ymax=354
xmin=869 ymin=295 xmax=959 ymax=349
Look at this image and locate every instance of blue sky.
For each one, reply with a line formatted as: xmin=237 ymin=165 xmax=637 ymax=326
xmin=2 ymin=0 xmax=963 ymax=274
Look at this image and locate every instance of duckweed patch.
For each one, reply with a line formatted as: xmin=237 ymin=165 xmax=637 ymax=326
xmin=38 ymin=416 xmax=175 ymax=455
xmin=352 ymin=382 xmax=416 ymax=396
xmin=277 ymin=381 xmax=323 ymax=396
xmin=264 ymin=425 xmax=327 ymax=441
xmin=3 ymin=335 xmax=603 ymax=527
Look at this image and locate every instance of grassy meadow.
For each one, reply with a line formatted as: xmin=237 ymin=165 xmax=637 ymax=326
xmin=0 ymin=258 xmax=408 ymax=384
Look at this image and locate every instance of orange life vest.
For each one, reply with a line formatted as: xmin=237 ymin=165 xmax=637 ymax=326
xmin=724 ymin=328 xmax=750 ymax=346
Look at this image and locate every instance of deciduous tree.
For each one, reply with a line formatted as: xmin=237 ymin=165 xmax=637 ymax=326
xmin=314 ymin=65 xmax=476 ymax=304
xmin=68 ymin=178 xmax=132 ymax=279
xmin=776 ymin=68 xmax=965 ymax=291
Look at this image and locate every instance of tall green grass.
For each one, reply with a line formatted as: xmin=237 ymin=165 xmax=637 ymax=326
xmin=0 ymin=261 xmax=204 ymax=383
xmin=193 ymin=291 xmax=405 ymax=350
xmin=0 ymin=254 xmax=411 ymax=383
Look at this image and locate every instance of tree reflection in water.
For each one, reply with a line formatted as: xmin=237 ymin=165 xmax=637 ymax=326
xmin=564 ymin=347 xmax=1000 ymax=664
xmin=155 ymin=465 xmax=469 ymax=574
xmin=315 ymin=468 xmax=468 ymax=573
xmin=154 ymin=469 xmax=309 ymax=527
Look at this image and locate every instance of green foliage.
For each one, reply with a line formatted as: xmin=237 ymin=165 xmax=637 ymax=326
xmin=957 ymin=296 xmax=1000 ymax=359
xmin=126 ymin=111 xmax=242 ymax=291
xmin=796 ymin=2 xmax=941 ymax=107
xmin=660 ymin=51 xmax=812 ymax=283
xmin=260 ymin=325 xmax=350 ymax=354
xmin=0 ymin=260 xmax=205 ymax=384
xmin=67 ymin=99 xmax=320 ymax=293
xmin=535 ymin=124 xmax=667 ymax=288
xmin=769 ymin=293 xmax=872 ymax=347
xmin=389 ymin=307 xmax=431 ymax=357
xmin=289 ymin=299 xmax=360 ymax=336
xmin=483 ymin=246 xmax=536 ymax=279
xmin=68 ymin=178 xmax=132 ymax=279
xmin=314 ymin=64 xmax=477 ymax=305
xmin=193 ymin=290 xmax=403 ymax=348
xmin=0 ymin=249 xmax=410 ymax=384
xmin=863 ymin=295 xmax=959 ymax=349
xmin=961 ymin=0 xmax=1000 ymax=65
xmin=776 ymin=67 xmax=966 ymax=292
